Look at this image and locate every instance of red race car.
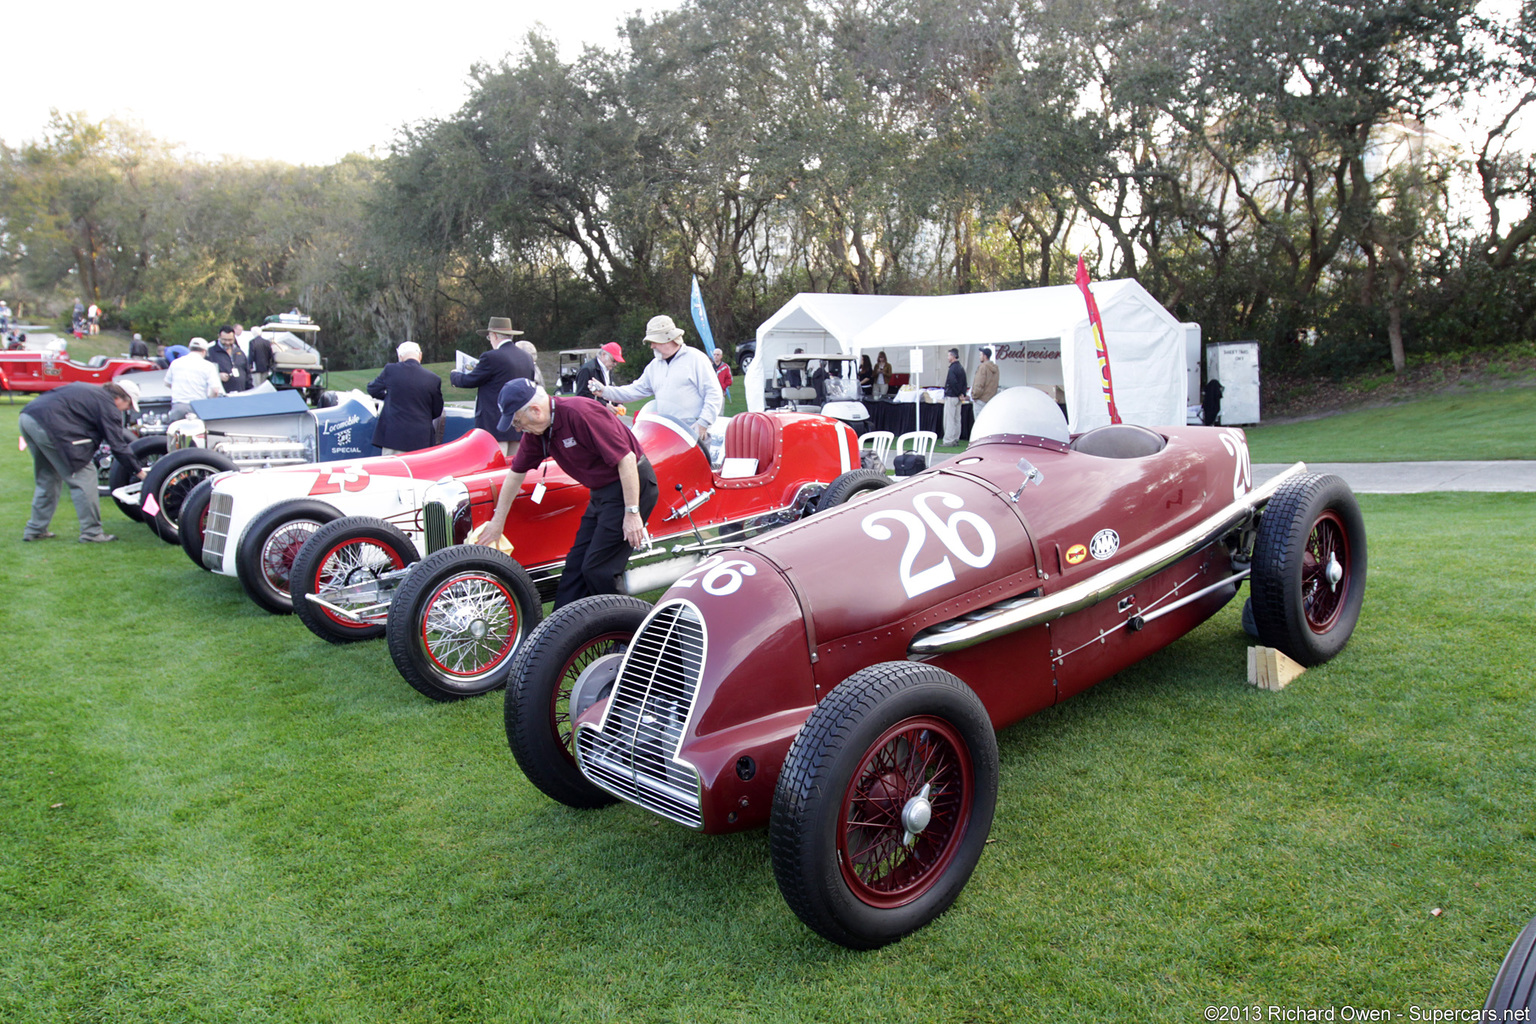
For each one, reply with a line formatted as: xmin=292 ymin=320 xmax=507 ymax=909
xmin=502 ymin=387 xmax=1368 ymax=949
xmin=287 ymin=407 xmax=873 ymax=702
xmin=0 ymin=350 xmax=158 ymax=392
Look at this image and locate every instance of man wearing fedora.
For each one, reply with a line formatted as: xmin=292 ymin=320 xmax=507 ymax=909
xmin=573 ymin=342 xmax=625 ymax=407
xmin=451 ymin=316 xmax=537 ymax=457
xmin=587 ymin=315 xmax=721 ymax=440
xmin=478 ymin=379 xmax=659 ymax=609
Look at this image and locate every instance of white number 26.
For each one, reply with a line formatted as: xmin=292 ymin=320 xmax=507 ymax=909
xmin=861 ymin=491 xmax=997 ymax=599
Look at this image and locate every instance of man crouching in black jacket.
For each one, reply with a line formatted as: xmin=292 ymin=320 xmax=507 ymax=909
xmin=18 ymin=381 xmax=145 ymax=543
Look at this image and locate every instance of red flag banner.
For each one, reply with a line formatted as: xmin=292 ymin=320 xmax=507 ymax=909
xmin=1074 ymin=255 xmax=1121 ymax=425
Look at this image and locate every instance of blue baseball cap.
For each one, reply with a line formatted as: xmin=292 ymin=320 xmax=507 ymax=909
xmin=496 ymin=378 xmax=539 ymax=432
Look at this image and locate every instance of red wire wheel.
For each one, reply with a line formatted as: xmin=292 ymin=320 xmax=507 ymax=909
xmin=772 ymin=663 xmax=998 ymax=949
xmin=386 ymin=545 xmax=542 ymax=702
xmin=290 ymin=517 xmax=421 ymax=644
xmin=836 ymin=715 xmax=975 ymax=909
xmin=1251 ymin=473 xmax=1368 ymax=666
xmin=505 ymin=595 xmax=652 ymax=809
xmin=1301 ymin=509 xmax=1351 ymax=633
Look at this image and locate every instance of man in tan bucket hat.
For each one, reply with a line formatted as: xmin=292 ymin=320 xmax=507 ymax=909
xmin=450 ymin=316 xmax=537 ymax=456
xmin=588 ymin=314 xmax=721 ymax=440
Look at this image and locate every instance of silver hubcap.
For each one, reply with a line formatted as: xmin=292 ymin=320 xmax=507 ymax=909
xmin=1325 ymin=552 xmax=1344 ymax=591
xmin=901 ymin=783 xmax=933 ymax=847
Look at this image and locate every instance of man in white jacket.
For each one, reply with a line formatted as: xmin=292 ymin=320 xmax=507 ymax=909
xmin=588 ymin=315 xmax=722 ymax=440
xmin=164 ymin=338 xmax=225 ymax=420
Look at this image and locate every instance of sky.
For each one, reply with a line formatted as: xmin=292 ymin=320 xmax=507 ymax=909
xmin=4 ymin=0 xmax=680 ymax=165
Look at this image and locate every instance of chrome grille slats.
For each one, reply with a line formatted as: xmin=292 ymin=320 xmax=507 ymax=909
xmin=202 ymin=491 xmax=234 ymax=569
xmin=575 ymin=600 xmax=706 ymax=828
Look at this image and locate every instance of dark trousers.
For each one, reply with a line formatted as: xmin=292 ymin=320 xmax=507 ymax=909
xmin=552 ymin=459 xmax=659 ymax=610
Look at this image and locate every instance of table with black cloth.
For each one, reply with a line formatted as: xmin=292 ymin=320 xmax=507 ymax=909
xmin=865 ymin=398 xmax=973 ymax=440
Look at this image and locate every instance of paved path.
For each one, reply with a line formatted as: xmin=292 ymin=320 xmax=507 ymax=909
xmin=1253 ymin=461 xmax=1536 ymax=493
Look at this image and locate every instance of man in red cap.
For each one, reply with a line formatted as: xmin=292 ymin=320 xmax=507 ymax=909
xmin=574 ymin=342 xmax=625 ymax=408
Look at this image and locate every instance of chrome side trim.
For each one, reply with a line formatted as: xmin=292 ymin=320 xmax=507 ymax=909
xmin=908 ymin=462 xmax=1306 ymax=656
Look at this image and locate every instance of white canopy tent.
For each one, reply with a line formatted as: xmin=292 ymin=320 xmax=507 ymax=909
xmin=747 ymin=282 xmax=1189 ymax=432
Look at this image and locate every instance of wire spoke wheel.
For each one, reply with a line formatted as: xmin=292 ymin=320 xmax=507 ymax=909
xmin=505 ymin=595 xmax=648 ymax=807
xmin=261 ymin=521 xmax=321 ymax=597
xmin=315 ymin=540 xmax=405 ymax=623
xmin=771 ymin=663 xmax=998 ymax=949
xmin=1300 ymin=510 xmax=1349 ymax=633
xmin=838 ymin=716 xmax=973 ymax=908
xmin=550 ymin=631 xmax=631 ymax=765
xmin=421 ymin=573 xmax=518 ymax=679
xmin=1250 ymin=473 xmax=1367 ymax=666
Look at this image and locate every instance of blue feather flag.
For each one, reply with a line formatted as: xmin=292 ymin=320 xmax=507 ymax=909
xmin=689 ymin=275 xmax=717 ymax=356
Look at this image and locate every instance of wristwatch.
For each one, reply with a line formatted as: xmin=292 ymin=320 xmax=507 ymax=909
xmin=624 ymin=505 xmax=640 ymax=514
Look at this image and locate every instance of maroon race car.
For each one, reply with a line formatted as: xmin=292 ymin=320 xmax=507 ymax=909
xmin=0 ymin=350 xmax=158 ymax=392
xmin=501 ymin=386 xmax=1368 ymax=948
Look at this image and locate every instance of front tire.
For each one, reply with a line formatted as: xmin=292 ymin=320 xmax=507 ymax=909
xmin=770 ymin=662 xmax=998 ymax=949
xmin=386 ymin=546 xmax=543 ymax=701
xmin=178 ymin=479 xmax=216 ymax=570
xmin=1486 ymin=914 xmax=1536 ymax=1015
xmin=1250 ymin=473 xmax=1367 ymax=666
xmin=235 ymin=499 xmax=343 ymax=615
xmin=505 ymin=595 xmax=650 ymax=808
xmin=292 ymin=517 xmax=421 ymax=644
xmin=140 ymin=448 xmax=238 ymax=544
xmin=109 ymin=435 xmax=168 ymax=521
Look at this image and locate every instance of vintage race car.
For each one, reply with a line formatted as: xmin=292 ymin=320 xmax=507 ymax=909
xmin=116 ymin=388 xmax=475 ymax=547
xmin=0 ymin=349 xmax=159 ymax=392
xmin=501 ymin=386 xmax=1369 ymax=949
xmin=286 ymin=407 xmax=869 ymax=702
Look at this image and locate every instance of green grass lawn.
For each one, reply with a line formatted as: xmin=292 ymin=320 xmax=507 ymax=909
xmin=2 ymin=397 xmax=1534 ymax=1022
xmin=1245 ymin=385 xmax=1536 ymax=463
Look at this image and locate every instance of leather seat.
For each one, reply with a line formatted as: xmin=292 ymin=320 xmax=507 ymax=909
xmin=1068 ymin=423 xmax=1168 ymax=459
xmin=723 ymin=411 xmax=778 ymax=477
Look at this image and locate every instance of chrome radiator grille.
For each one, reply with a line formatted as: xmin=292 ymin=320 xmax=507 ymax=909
xmin=576 ymin=600 xmax=706 ymax=828
xmin=202 ymin=491 xmax=234 ymax=570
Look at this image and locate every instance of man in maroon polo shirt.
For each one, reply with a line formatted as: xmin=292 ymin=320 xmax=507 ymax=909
xmin=477 ymin=379 xmax=660 ymax=608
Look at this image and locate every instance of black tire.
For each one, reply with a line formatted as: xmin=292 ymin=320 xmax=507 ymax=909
xmin=386 ymin=546 xmax=543 ymax=701
xmin=139 ymin=448 xmax=238 ymax=544
xmin=178 ymin=479 xmax=216 ymax=570
xmin=770 ymin=662 xmax=999 ymax=949
xmin=291 ymin=517 xmax=421 ymax=644
xmin=108 ymin=435 xmax=169 ymax=521
xmin=1250 ymin=473 xmax=1367 ymax=667
xmin=817 ymin=468 xmax=895 ymax=512
xmin=738 ymin=352 xmax=753 ymax=374
xmin=1486 ymin=913 xmax=1536 ymax=1014
xmin=505 ymin=595 xmax=651 ymax=808
xmin=235 ymin=499 xmax=343 ymax=615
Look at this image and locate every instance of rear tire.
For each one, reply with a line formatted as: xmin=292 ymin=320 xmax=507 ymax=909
xmin=109 ymin=435 xmax=169 ymax=522
xmin=140 ymin=448 xmax=237 ymax=544
xmin=236 ymin=499 xmax=343 ymax=615
xmin=292 ymin=517 xmax=420 ymax=644
xmin=1250 ymin=473 xmax=1367 ymax=666
xmin=817 ymin=468 xmax=894 ymax=512
xmin=386 ymin=546 xmax=543 ymax=701
xmin=505 ymin=595 xmax=650 ymax=808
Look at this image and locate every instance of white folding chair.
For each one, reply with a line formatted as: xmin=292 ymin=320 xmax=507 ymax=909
xmin=858 ymin=430 xmax=894 ymax=470
xmin=895 ymin=430 xmax=937 ymax=461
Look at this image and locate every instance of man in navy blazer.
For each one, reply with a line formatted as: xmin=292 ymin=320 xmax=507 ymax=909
xmin=368 ymin=342 xmax=445 ymax=454
xmin=449 ymin=316 xmax=537 ymax=457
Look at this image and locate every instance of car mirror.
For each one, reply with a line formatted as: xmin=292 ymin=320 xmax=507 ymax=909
xmin=1010 ymin=458 xmax=1043 ymax=502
